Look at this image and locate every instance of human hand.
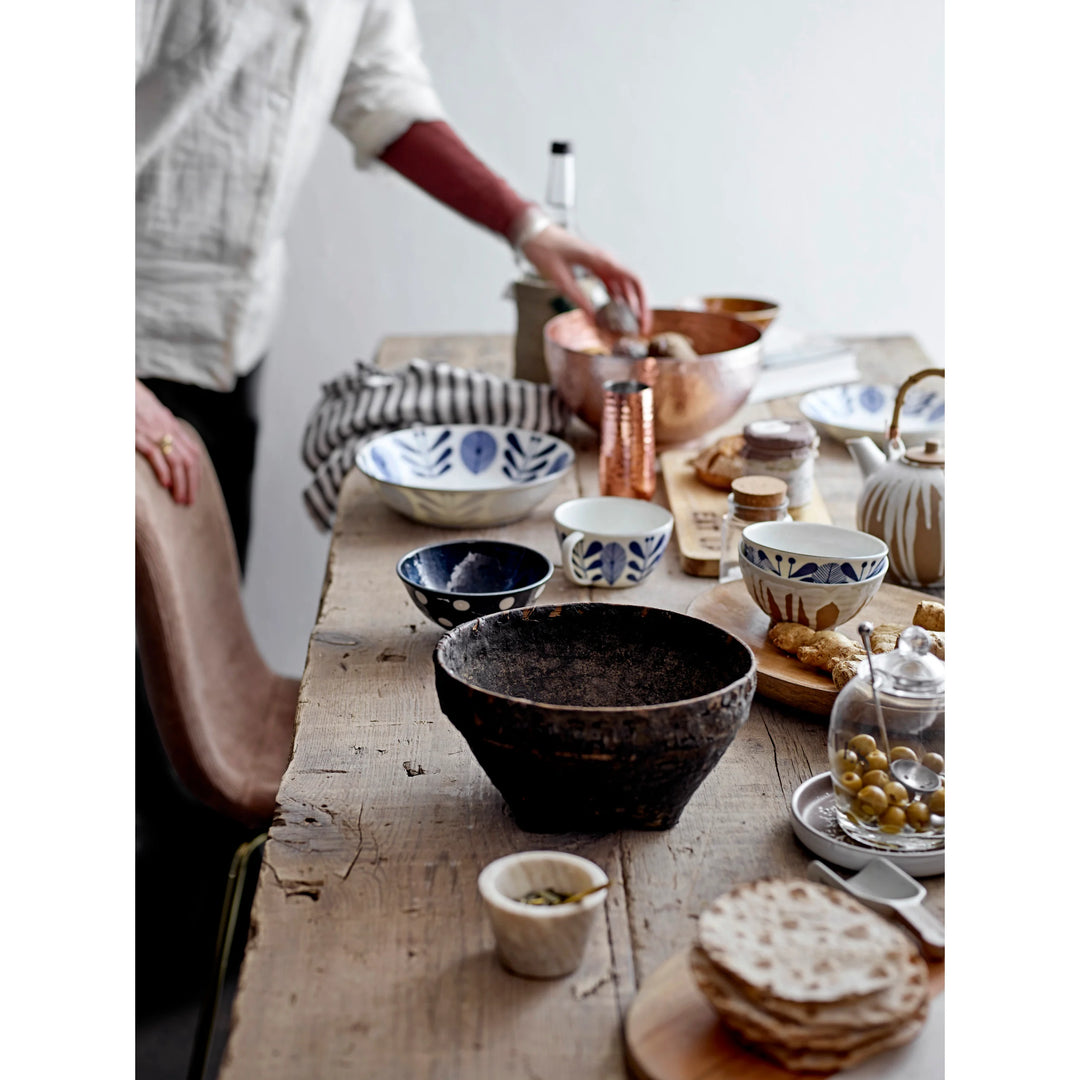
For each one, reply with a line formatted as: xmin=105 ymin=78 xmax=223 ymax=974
xmin=135 ymin=380 xmax=201 ymax=505
xmin=521 ymin=224 xmax=652 ymax=336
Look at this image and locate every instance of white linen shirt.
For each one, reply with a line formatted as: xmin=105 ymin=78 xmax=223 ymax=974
xmin=136 ymin=0 xmax=446 ymax=390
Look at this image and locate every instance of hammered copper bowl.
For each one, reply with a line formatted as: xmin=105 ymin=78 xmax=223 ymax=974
xmin=432 ymin=603 xmax=756 ymax=832
xmin=543 ymin=308 xmax=762 ymax=445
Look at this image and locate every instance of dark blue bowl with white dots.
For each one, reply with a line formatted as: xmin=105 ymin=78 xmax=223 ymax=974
xmin=396 ymin=540 xmax=555 ymax=630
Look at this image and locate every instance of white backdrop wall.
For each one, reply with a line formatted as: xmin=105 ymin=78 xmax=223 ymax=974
xmin=245 ymin=0 xmax=944 ymax=675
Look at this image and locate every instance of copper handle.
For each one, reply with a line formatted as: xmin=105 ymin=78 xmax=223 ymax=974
xmin=888 ymin=368 xmax=945 ymax=444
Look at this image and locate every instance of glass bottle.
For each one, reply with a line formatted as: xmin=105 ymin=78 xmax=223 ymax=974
xmin=544 ymin=140 xmax=576 ymax=234
xmin=718 ymin=476 xmax=791 ymax=583
xmin=512 ymin=141 xmax=602 ymax=382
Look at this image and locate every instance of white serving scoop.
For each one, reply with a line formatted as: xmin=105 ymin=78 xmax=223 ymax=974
xmin=808 ymin=857 xmax=945 ymax=959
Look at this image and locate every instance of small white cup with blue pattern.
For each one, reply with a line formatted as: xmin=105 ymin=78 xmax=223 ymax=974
xmin=553 ymin=496 xmax=673 ymax=588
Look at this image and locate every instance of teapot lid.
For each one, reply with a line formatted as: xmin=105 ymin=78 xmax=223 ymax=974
xmin=872 ymin=626 xmax=944 ymax=697
xmin=902 ymin=439 xmax=944 ymax=467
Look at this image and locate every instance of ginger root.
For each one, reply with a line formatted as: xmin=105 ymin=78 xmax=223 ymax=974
xmin=832 ymin=658 xmax=863 ymax=690
xmin=767 ymin=622 xmax=817 ymax=654
xmin=912 ymin=600 xmax=945 ymax=632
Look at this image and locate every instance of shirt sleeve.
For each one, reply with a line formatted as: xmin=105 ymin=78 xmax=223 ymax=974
xmin=332 ymin=0 xmax=447 ymax=169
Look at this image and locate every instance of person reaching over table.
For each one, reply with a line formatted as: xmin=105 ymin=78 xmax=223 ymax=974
xmin=136 ymin=0 xmax=649 ymax=567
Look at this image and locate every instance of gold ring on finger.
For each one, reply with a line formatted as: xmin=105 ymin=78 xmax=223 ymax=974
xmin=159 ymin=434 xmax=174 ymax=456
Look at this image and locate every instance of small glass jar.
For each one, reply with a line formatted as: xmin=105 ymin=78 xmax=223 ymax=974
xmin=742 ymin=418 xmax=818 ymax=509
xmin=718 ymin=476 xmax=791 ymax=583
xmin=828 ymin=626 xmax=945 ymax=852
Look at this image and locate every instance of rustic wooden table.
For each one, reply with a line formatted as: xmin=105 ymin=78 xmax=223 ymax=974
xmin=219 ymin=334 xmax=943 ymax=1080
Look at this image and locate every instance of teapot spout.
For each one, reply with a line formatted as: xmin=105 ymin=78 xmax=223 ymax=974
xmin=846 ymin=436 xmax=887 ymax=478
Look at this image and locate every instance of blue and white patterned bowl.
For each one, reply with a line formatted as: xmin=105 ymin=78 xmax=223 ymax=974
xmin=799 ymin=381 xmax=945 ymax=446
xmin=740 ymin=522 xmax=889 ymax=583
xmin=738 ymin=550 xmax=885 ymax=631
xmin=356 ymin=425 xmax=575 ymax=527
xmin=397 ymin=539 xmax=554 ymax=630
xmin=553 ymin=497 xmax=674 ymax=589
xmin=738 ymin=522 xmax=889 ymax=630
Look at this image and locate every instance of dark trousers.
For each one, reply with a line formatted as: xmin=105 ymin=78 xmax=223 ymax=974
xmin=141 ymin=364 xmax=263 ymax=574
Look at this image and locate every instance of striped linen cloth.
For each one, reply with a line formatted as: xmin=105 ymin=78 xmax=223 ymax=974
xmin=301 ymin=358 xmax=571 ymax=530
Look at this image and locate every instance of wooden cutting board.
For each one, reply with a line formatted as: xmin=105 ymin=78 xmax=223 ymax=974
xmin=624 ymin=948 xmax=945 ymax=1080
xmin=686 ymin=581 xmax=932 ymax=716
xmin=660 ymin=450 xmax=832 ymax=577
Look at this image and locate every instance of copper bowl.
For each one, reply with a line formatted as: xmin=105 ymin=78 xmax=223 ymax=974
xmin=694 ymin=296 xmax=781 ymax=332
xmin=543 ymin=308 xmax=762 ymax=445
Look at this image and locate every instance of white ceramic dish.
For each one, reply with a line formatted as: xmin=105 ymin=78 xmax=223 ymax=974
xmin=356 ymin=424 xmax=575 ymax=528
xmin=800 ymin=381 xmax=945 ymax=445
xmin=790 ymin=773 xmax=944 ymax=878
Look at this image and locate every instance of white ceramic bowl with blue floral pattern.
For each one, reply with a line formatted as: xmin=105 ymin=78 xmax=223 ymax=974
xmin=738 ymin=521 xmax=889 ymax=630
xmin=738 ymin=549 xmax=886 ymax=631
xmin=799 ymin=380 xmax=945 ymax=446
xmin=553 ymin=496 xmax=673 ymax=588
xmin=356 ymin=425 xmax=575 ymax=527
xmin=740 ymin=522 xmax=889 ymax=583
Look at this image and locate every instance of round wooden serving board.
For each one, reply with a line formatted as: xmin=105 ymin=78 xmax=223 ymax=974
xmin=687 ymin=581 xmax=933 ymax=716
xmin=624 ymin=949 xmax=945 ymax=1080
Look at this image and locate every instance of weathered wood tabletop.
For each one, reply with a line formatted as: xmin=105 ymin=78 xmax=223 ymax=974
xmin=219 ymin=334 xmax=943 ymax=1080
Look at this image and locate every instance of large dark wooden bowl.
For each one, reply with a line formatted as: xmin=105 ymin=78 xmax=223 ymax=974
xmin=432 ymin=603 xmax=756 ymax=832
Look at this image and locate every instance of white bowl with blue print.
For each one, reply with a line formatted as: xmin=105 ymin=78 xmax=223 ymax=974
xmin=356 ymin=425 xmax=575 ymax=528
xmin=738 ymin=521 xmax=889 ymax=630
xmin=740 ymin=522 xmax=889 ymax=584
xmin=397 ymin=539 xmax=554 ymax=631
xmin=799 ymin=380 xmax=945 ymax=446
xmin=553 ymin=497 xmax=673 ymax=589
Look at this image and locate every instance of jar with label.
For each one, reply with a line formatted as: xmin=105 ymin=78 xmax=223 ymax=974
xmin=742 ymin=419 xmax=819 ymax=508
xmin=718 ymin=476 xmax=791 ymax=583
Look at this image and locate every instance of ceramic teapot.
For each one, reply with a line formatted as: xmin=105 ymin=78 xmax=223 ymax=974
xmin=846 ymin=368 xmax=944 ymax=589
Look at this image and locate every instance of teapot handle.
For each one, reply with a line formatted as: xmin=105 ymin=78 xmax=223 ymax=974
xmin=888 ymin=367 xmax=945 ymax=443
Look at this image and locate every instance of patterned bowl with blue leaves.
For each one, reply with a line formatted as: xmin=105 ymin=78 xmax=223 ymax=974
xmin=738 ymin=522 xmax=889 ymax=630
xmin=799 ymin=380 xmax=945 ymax=446
xmin=739 ymin=522 xmax=889 ymax=583
xmin=356 ymin=425 xmax=575 ymax=527
xmin=397 ymin=539 xmax=554 ymax=630
xmin=553 ymin=497 xmax=674 ymax=589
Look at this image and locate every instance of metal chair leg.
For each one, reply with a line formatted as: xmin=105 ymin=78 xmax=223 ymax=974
xmin=187 ymin=832 xmax=267 ymax=1080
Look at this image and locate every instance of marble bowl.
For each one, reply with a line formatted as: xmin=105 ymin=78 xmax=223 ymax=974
xmin=396 ymin=539 xmax=554 ymax=630
xmin=433 ymin=603 xmax=756 ymax=832
xmin=543 ymin=308 xmax=762 ymax=444
xmin=477 ymin=851 xmax=608 ymax=979
xmin=356 ymin=424 xmax=575 ymax=528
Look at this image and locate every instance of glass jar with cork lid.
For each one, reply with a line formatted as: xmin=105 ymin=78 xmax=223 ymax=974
xmin=718 ymin=476 xmax=791 ymax=583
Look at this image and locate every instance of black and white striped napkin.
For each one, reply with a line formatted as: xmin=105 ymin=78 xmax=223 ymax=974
xmin=301 ymin=358 xmax=571 ymax=530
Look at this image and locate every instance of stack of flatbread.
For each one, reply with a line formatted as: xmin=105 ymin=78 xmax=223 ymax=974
xmin=690 ymin=879 xmax=930 ymax=1073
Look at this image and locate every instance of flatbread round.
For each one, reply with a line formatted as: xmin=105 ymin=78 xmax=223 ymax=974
xmin=697 ymin=879 xmax=914 ymax=1005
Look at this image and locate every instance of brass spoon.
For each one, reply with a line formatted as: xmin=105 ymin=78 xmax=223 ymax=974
xmin=558 ymin=881 xmax=610 ymax=905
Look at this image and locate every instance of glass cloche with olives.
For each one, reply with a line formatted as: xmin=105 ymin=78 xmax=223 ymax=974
xmin=828 ymin=624 xmax=944 ymax=852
